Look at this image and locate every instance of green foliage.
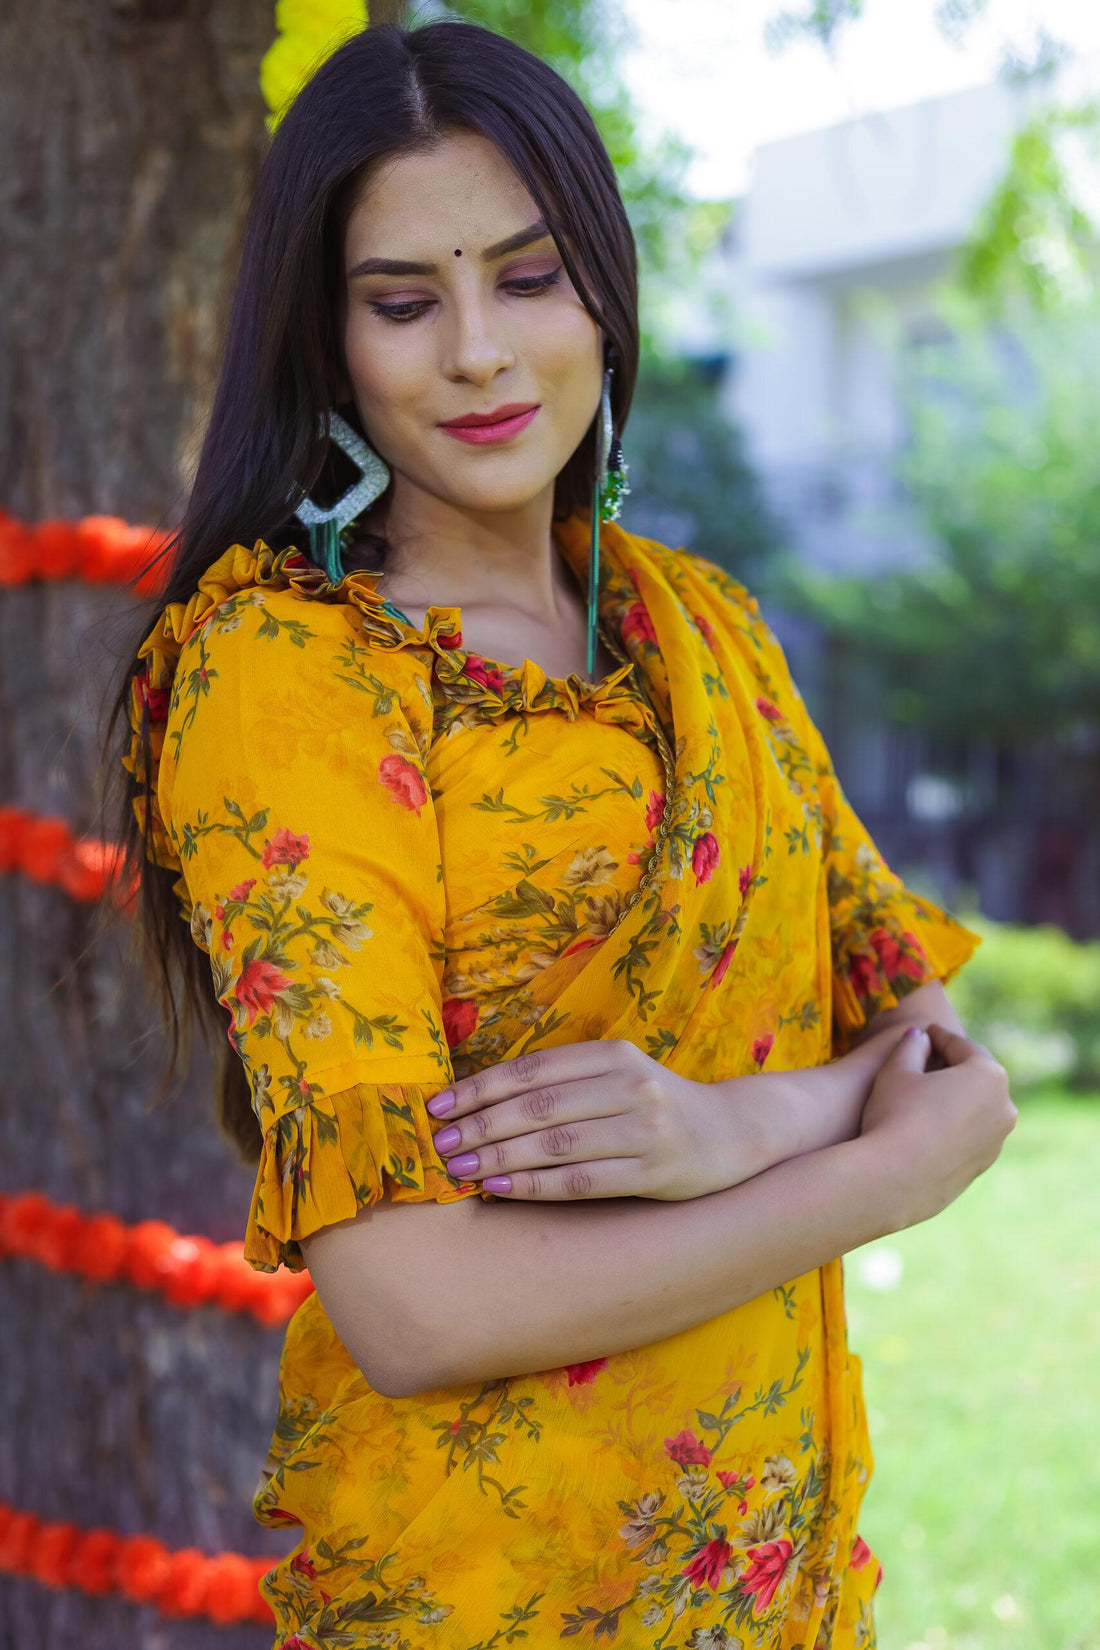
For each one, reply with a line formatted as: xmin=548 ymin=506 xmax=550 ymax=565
xmin=763 ymin=0 xmax=863 ymax=52
xmin=771 ymin=297 xmax=1100 ymax=743
xmin=948 ymin=915 xmax=1100 ymax=1090
xmin=957 ymin=102 xmax=1100 ymax=314
xmin=622 ymin=360 xmax=783 ymax=584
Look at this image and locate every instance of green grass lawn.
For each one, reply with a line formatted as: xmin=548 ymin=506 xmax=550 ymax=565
xmin=844 ymin=1091 xmax=1100 ymax=1650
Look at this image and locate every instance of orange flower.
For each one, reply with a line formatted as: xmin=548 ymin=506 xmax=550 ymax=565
xmin=739 ymin=1538 xmax=792 ymax=1613
xmin=682 ymin=1535 xmax=732 ymax=1591
xmin=378 ymin=752 xmax=428 ymax=816
xmin=233 ymin=958 xmax=294 ymax=1025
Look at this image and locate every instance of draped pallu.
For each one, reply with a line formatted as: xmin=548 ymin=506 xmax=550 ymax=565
xmin=125 ymin=515 xmax=979 ymax=1648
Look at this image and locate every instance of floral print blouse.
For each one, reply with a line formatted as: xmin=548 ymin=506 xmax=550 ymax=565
xmin=127 ymin=514 xmax=980 ymax=1650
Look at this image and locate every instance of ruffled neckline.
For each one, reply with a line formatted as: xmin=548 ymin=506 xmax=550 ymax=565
xmin=126 ymin=520 xmax=661 ymax=875
xmin=307 ymin=513 xmax=650 ymax=728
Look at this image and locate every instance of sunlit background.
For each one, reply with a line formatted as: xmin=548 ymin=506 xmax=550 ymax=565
xmin=613 ymin=5 xmax=1100 ymax=1646
xmin=4 ymin=3 xmax=1097 ymax=1645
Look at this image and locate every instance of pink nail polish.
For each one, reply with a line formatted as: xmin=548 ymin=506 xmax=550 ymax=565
xmin=427 ymin=1091 xmax=455 ymax=1116
xmin=483 ymin=1175 xmax=511 ymax=1194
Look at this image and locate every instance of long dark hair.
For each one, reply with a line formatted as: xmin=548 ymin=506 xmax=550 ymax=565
xmin=101 ymin=18 xmax=640 ymax=1165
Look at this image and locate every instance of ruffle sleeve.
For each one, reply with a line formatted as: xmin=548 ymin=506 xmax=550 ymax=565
xmin=794 ymin=683 xmax=982 ymax=1054
xmin=152 ymin=567 xmax=494 ymax=1272
xmin=245 ymin=1078 xmax=483 ymax=1274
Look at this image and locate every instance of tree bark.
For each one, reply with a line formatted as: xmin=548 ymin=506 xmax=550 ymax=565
xmin=0 ymin=3 xmax=297 ymax=1645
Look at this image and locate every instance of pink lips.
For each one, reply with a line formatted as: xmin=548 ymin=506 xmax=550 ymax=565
xmin=438 ymin=405 xmax=540 ymax=445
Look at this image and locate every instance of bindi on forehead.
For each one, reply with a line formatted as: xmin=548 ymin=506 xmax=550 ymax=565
xmin=454 ymin=248 xmax=462 ymax=256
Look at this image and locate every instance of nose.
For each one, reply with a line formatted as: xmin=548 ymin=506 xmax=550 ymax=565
xmin=440 ymin=293 xmax=515 ymax=386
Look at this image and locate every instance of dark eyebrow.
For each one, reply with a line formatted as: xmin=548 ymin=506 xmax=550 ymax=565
xmin=346 ymin=218 xmax=553 ymax=280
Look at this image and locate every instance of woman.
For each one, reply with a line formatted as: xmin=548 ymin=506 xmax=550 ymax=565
xmin=113 ymin=20 xmax=1015 ymax=1649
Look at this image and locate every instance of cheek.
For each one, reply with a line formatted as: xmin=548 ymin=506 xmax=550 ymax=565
xmin=343 ymin=312 xmax=429 ymax=412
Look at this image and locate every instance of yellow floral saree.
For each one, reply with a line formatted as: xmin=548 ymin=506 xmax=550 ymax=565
xmin=125 ymin=513 xmax=980 ymax=1649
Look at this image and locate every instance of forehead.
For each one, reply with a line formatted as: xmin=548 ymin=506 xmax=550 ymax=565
xmin=345 ymin=131 xmax=540 ymax=255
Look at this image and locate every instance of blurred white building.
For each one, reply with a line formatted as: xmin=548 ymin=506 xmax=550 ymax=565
xmin=718 ymin=57 xmax=1100 ymax=573
xmin=681 ymin=59 xmax=1100 ymax=933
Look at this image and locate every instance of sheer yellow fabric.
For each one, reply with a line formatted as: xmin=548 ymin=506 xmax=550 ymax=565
xmin=131 ymin=518 xmax=980 ymax=1648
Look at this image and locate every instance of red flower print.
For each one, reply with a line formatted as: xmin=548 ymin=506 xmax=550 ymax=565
xmin=233 ymin=958 xmax=294 ymax=1026
xmin=738 ymin=1498 xmax=749 ymax=1514
xmin=645 ymin=789 xmax=666 ymax=833
xmin=869 ymin=927 xmax=926 ymax=982
xmin=694 ymin=611 xmax=718 ymax=651
xmin=710 ymin=940 xmax=737 ymax=990
xmin=664 ymin=1429 xmax=712 ymax=1468
xmin=752 ymin=1033 xmax=774 ymax=1067
xmin=754 ymin=696 xmax=784 ymax=723
xmin=227 ymin=878 xmax=256 ymax=903
xmin=448 ymin=1419 xmax=462 ymax=1434
xmin=621 ymin=599 xmax=657 ymax=647
xmin=562 ymin=935 xmax=606 ymax=955
xmin=442 ymin=997 xmax=478 ymax=1049
xmin=139 ymin=674 xmax=171 ymax=724
xmin=262 ymin=827 xmax=310 ymax=869
xmin=379 ymin=752 xmax=429 ymax=816
xmin=437 ymin=627 xmax=463 ymax=649
xmin=282 ymin=551 xmax=310 ymax=571
xmin=874 ymin=1559 xmax=884 ymax=1591
xmin=565 ymin=1357 xmax=608 ymax=1385
xmin=738 ymin=863 xmax=753 ymax=896
xmin=462 ymin=654 xmax=505 ymax=694
xmin=220 ymin=928 xmax=234 ymax=952
xmin=738 ymin=1538 xmax=793 ymax=1614
xmin=850 ymin=1534 xmax=872 ymax=1570
xmin=717 ymin=1471 xmax=738 ymax=1490
xmin=849 ymin=952 xmax=884 ymax=1000
xmin=290 ymin=1550 xmax=318 ymax=1579
xmin=281 ymin=1639 xmax=312 ymax=1650
xmin=682 ymin=1536 xmax=732 ymax=1592
xmin=691 ymin=831 xmax=720 ymax=884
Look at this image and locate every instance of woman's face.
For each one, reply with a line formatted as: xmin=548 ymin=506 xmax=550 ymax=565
xmin=338 ymin=131 xmax=604 ymax=516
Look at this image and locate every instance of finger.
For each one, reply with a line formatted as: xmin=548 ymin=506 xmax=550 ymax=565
xmin=429 ymin=1039 xmax=627 ymax=1120
xmin=926 ymin=1022 xmax=998 ymax=1066
xmin=877 ymin=1023 xmax=931 ymax=1073
xmin=481 ymin=1157 xmax=642 ymax=1201
xmin=439 ymin=1114 xmax=640 ymax=1186
xmin=430 ymin=1076 xmax=598 ymax=1159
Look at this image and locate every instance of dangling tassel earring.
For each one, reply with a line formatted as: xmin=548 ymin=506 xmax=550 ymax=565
xmin=290 ymin=408 xmax=391 ymax=585
xmin=588 ymin=365 xmax=631 ymax=675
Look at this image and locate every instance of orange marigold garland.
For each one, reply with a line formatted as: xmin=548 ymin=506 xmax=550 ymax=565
xmin=0 ymin=1191 xmax=312 ymax=1326
xmin=0 ymin=805 xmax=136 ymax=906
xmin=0 ymin=1500 xmax=277 ymax=1624
xmin=0 ymin=509 xmax=172 ymax=590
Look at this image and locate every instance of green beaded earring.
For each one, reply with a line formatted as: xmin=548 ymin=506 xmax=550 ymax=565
xmin=588 ymin=365 xmax=631 ymax=674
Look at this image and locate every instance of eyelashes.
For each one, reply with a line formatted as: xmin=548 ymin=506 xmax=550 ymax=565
xmin=367 ymin=266 xmax=564 ymax=324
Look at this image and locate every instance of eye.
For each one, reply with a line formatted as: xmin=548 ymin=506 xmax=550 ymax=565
xmin=367 ymin=264 xmax=564 ymax=321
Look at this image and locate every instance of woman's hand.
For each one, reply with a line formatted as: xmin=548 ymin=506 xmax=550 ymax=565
xmin=858 ymin=1022 xmax=1018 ymax=1230
xmin=427 ymin=1038 xmax=785 ymax=1203
xmin=425 ymin=1026 xmax=913 ymax=1203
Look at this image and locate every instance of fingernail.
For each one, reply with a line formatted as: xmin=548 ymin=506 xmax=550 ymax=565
xmin=433 ymin=1124 xmax=461 ymax=1152
xmin=483 ymin=1176 xmax=512 ymax=1194
xmin=905 ymin=1025 xmax=928 ymax=1041
xmin=427 ymin=1091 xmax=455 ymax=1116
xmin=446 ymin=1152 xmax=480 ymax=1176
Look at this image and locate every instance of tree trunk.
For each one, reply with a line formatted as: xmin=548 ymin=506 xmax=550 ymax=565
xmin=0 ymin=3 xmax=296 ymax=1645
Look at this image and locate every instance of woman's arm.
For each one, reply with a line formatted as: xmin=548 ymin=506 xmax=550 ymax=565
xmin=304 ymin=1123 xmax=898 ymax=1398
xmin=303 ymin=1022 xmax=1013 ymax=1400
xmin=848 ymin=977 xmax=966 ymax=1046
xmin=716 ymin=980 xmax=969 ymax=1177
